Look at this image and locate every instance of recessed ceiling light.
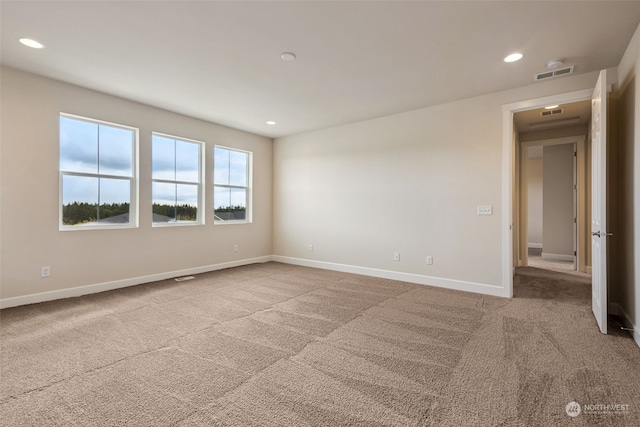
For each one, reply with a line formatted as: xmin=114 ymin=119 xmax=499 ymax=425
xmin=504 ymin=53 xmax=523 ymax=63
xmin=544 ymin=105 xmax=559 ymax=110
xmin=266 ymin=121 xmax=276 ymax=125
xmin=19 ymin=38 xmax=45 ymax=49
xmin=280 ymin=52 xmax=296 ymax=62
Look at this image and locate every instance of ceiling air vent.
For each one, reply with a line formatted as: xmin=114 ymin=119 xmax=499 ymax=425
xmin=540 ymin=108 xmax=564 ymax=117
xmin=534 ymin=65 xmax=575 ymax=82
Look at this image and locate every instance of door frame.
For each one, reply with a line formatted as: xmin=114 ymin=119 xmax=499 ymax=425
xmin=502 ymin=88 xmax=593 ymax=297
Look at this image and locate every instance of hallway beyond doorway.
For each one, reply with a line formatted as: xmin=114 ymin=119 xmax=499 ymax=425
xmin=527 ymin=247 xmax=590 ymax=278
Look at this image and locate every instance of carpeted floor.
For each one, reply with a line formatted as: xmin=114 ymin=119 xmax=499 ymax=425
xmin=1 ymin=262 xmax=638 ymax=426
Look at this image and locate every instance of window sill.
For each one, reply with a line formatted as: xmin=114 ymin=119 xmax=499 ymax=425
xmin=59 ymin=223 xmax=138 ymax=231
xmin=152 ymin=221 xmax=203 ymax=228
xmin=213 ymin=220 xmax=252 ymax=226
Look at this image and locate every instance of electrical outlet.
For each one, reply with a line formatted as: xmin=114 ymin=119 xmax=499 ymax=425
xmin=41 ymin=266 xmax=51 ymax=278
xmin=233 ymin=245 xmax=239 ymax=252
xmin=308 ymin=244 xmax=313 ymax=252
xmin=426 ymin=256 xmax=433 ymax=265
xmin=393 ymin=252 xmax=400 ymax=261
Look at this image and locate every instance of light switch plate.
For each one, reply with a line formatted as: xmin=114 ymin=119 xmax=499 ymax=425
xmin=477 ymin=205 xmax=492 ymax=215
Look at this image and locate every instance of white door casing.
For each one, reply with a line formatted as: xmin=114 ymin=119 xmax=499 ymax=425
xmin=591 ymin=69 xmax=608 ymax=334
xmin=503 ymin=88 xmax=593 ymax=299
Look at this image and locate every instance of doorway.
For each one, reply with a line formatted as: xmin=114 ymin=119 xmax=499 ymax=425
xmin=513 ymin=99 xmax=591 ymax=276
xmin=500 ymin=88 xmax=593 ymax=298
xmin=513 ymin=100 xmax=591 ymax=274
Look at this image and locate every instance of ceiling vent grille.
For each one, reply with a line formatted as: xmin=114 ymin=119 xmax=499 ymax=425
xmin=534 ymin=65 xmax=575 ymax=82
xmin=541 ymin=108 xmax=564 ymax=117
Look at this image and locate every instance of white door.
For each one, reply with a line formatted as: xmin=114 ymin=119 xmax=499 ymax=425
xmin=591 ymin=69 xmax=608 ymax=334
xmin=573 ymin=143 xmax=578 ymax=270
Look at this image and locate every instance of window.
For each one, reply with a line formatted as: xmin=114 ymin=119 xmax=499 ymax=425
xmin=59 ymin=114 xmax=137 ymax=229
xmin=152 ymin=133 xmax=203 ymax=225
xmin=214 ymin=146 xmax=251 ymax=223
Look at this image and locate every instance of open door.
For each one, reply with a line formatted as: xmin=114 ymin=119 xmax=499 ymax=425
xmin=573 ymin=144 xmax=578 ymax=270
xmin=591 ymin=70 xmax=609 ymax=334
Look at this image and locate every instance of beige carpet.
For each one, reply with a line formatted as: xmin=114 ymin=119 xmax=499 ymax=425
xmin=1 ymin=262 xmax=638 ymax=426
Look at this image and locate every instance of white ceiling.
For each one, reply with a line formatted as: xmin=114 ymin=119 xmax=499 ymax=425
xmin=1 ymin=1 xmax=639 ymax=138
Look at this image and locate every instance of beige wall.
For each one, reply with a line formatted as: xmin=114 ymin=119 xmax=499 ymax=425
xmin=273 ymin=71 xmax=600 ymax=295
xmin=526 ymin=156 xmax=543 ymax=246
xmin=542 ymin=144 xmax=575 ymax=258
xmin=612 ymin=22 xmax=640 ymax=345
xmin=0 ymin=67 xmax=273 ymax=302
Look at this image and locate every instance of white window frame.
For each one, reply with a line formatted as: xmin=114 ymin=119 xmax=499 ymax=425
xmin=213 ymin=145 xmax=252 ymax=224
xmin=151 ymin=132 xmax=205 ymax=227
xmin=59 ymin=113 xmax=139 ymax=231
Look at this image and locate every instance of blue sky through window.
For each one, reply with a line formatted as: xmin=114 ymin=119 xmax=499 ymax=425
xmin=60 ymin=116 xmax=134 ymax=205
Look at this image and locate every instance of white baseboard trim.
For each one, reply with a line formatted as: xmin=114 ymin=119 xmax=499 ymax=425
xmin=541 ymin=252 xmax=574 ymax=262
xmin=0 ymin=256 xmax=272 ymax=309
xmin=272 ymin=256 xmax=508 ymax=298
xmin=609 ymin=302 xmax=640 ymax=349
xmin=528 ymin=243 xmax=543 ymax=249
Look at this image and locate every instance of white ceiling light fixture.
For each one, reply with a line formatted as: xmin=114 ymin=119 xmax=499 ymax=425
xmin=544 ymin=105 xmax=559 ymax=109
xmin=546 ymin=58 xmax=564 ymax=69
xmin=280 ymin=52 xmax=296 ymax=62
xmin=504 ymin=52 xmax=523 ymax=63
xmin=266 ymin=120 xmax=276 ymax=125
xmin=19 ymin=38 xmax=45 ymax=49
